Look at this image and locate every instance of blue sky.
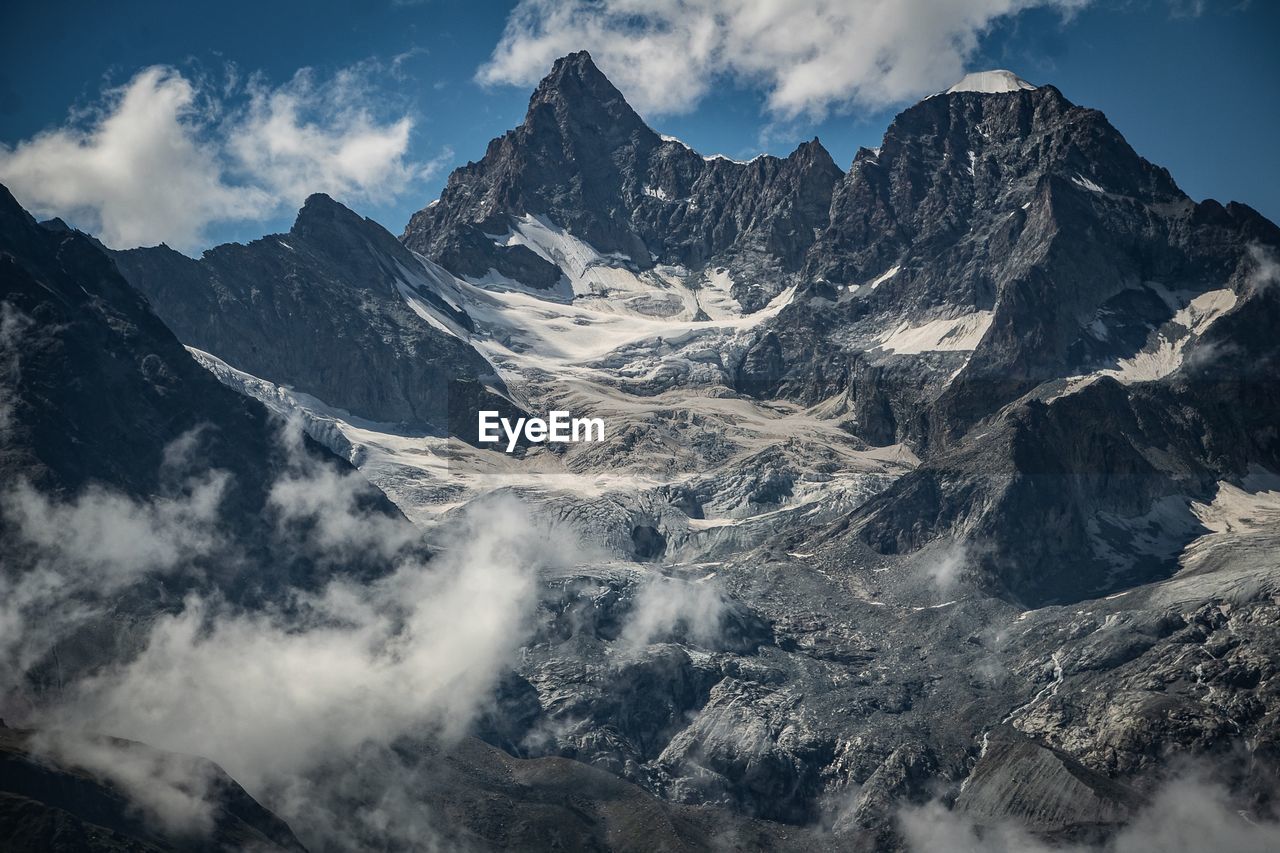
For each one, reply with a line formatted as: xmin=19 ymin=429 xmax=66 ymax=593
xmin=2 ymin=0 xmax=1276 ymax=251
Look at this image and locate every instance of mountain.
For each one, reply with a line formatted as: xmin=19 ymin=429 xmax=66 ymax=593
xmin=401 ymin=51 xmax=1280 ymax=608
xmin=0 ymin=182 xmax=795 ymax=852
xmin=758 ymin=76 xmax=1280 ymax=604
xmin=388 ymin=54 xmax=1280 ymax=847
xmin=403 ymin=51 xmax=843 ymax=312
xmin=113 ymin=193 xmax=511 ymax=438
xmin=0 ymin=182 xmax=415 ymax=851
xmin=0 ymin=182 xmax=408 ymax=593
xmin=9 ymin=51 xmax=1280 ymax=853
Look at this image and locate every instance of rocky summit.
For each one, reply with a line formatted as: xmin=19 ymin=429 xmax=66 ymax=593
xmin=3 ymin=49 xmax=1279 ymax=853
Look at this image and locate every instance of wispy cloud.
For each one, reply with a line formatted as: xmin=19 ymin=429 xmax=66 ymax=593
xmin=617 ymin=573 xmax=728 ymax=652
xmin=2 ymin=415 xmax=586 ymax=848
xmin=0 ymin=63 xmax=427 ymax=251
xmin=478 ymin=0 xmax=1090 ymax=119
xmin=898 ymin=772 xmax=1280 ymax=852
xmin=31 ymin=730 xmax=222 ymax=837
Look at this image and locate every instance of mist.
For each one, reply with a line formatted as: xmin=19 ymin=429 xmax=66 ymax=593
xmin=1 ymin=416 xmax=591 ymax=850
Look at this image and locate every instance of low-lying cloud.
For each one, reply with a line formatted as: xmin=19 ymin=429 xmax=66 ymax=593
xmin=42 ymin=491 xmax=563 ymax=850
xmin=1 ymin=412 xmax=589 ymax=850
xmin=31 ymin=730 xmax=221 ymax=838
xmin=618 ymin=573 xmax=728 ymax=652
xmin=922 ymin=542 xmax=969 ymax=598
xmin=0 ymin=302 xmax=32 ymax=436
xmin=479 ymin=0 xmax=1089 ymax=118
xmin=0 ymin=459 xmax=230 ymax=698
xmin=898 ymin=773 xmax=1280 ymax=853
xmin=0 ymin=63 xmax=434 ymax=251
xmin=55 ymin=493 xmax=545 ymax=790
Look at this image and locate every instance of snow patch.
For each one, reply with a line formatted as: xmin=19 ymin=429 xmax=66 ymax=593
xmin=395 ymin=280 xmax=463 ymax=338
xmin=705 ymin=153 xmax=761 ymax=165
xmin=1072 ymin=174 xmax=1105 ymax=194
xmin=876 ymin=311 xmax=993 ymax=354
xmin=1102 ymin=288 xmax=1237 ymax=382
xmin=1191 ymin=468 xmax=1280 ymax=537
xmin=945 ymin=70 xmax=1036 ymax=95
xmin=867 ymin=265 xmax=901 ymax=290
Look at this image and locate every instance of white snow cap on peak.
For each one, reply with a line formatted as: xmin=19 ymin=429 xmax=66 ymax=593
xmin=946 ymin=70 xmax=1036 ymax=94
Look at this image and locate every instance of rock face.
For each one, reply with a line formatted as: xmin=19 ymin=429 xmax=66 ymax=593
xmin=954 ymin=726 xmax=1141 ymax=836
xmin=113 ymin=194 xmax=503 ymax=433
xmin=308 ymin=734 xmax=822 ymax=853
xmin=776 ymin=79 xmax=1266 ymax=445
xmin=0 ymin=183 xmax=403 ymax=584
xmin=403 ymin=51 xmax=843 ymax=311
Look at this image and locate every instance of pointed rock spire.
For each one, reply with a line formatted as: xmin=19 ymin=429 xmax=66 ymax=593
xmin=524 ymin=50 xmax=651 ymax=137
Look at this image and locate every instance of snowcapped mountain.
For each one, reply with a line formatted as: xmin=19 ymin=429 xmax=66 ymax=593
xmin=404 ymin=50 xmax=842 ymax=313
xmin=6 ymin=50 xmax=1280 ymax=853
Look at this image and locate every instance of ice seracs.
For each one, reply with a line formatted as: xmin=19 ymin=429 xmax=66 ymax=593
xmin=946 ymin=69 xmax=1036 ymax=94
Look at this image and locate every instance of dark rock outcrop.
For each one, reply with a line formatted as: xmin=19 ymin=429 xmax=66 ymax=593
xmin=954 ymin=726 xmax=1142 ymax=837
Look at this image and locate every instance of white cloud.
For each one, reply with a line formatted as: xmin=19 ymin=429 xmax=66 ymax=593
xmin=922 ymin=542 xmax=969 ymax=597
xmin=0 ymin=410 xmax=586 ymax=848
xmin=0 ymin=302 xmax=32 ymax=436
xmin=478 ymin=0 xmax=1089 ymax=118
xmin=0 ymin=64 xmax=427 ymax=251
xmin=1246 ymin=244 xmax=1280 ymax=293
xmin=228 ymin=66 xmax=423 ymax=208
xmin=617 ymin=573 xmax=728 ymax=652
xmin=0 ymin=67 xmax=260 ymax=251
xmin=0 ymin=455 xmax=231 ymax=697
xmin=31 ymin=730 xmax=220 ymax=837
xmin=43 ymin=492 xmax=578 ymax=840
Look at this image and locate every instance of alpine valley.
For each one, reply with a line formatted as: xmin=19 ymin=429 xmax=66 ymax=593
xmin=2 ymin=53 xmax=1279 ymax=852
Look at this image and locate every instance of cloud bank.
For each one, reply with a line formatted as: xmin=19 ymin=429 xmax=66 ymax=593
xmin=478 ymin=0 xmax=1088 ymax=118
xmin=0 ymin=64 xmax=432 ymax=251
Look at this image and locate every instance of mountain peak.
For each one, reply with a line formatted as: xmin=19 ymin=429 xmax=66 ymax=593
xmin=291 ymin=193 xmax=364 ymax=236
xmin=549 ymin=50 xmax=602 ymax=79
xmin=945 ymin=69 xmax=1036 ymax=94
xmin=526 ymin=50 xmax=648 ymax=132
xmin=533 ymin=50 xmax=617 ymax=101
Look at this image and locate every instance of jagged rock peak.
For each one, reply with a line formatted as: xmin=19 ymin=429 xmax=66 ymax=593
xmin=291 ymin=192 xmax=367 ymax=236
xmin=790 ymin=137 xmax=837 ymax=166
xmin=946 ymin=69 xmax=1037 ymax=94
xmin=538 ymin=49 xmax=609 ymax=91
xmin=526 ymin=50 xmax=649 ymax=131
